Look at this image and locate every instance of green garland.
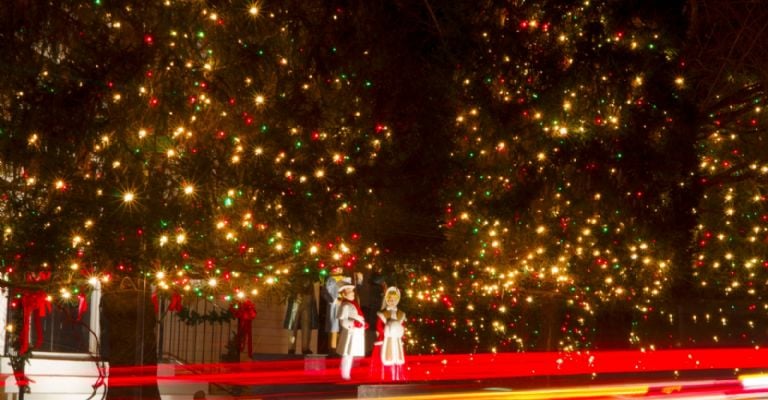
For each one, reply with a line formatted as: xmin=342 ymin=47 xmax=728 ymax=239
xmin=174 ymin=305 xmax=233 ymax=326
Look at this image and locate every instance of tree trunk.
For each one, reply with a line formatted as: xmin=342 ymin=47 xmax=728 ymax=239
xmin=100 ymin=281 xmax=161 ymax=399
xmin=593 ymin=304 xmax=634 ymax=349
xmin=539 ymin=296 xmax=562 ymax=352
xmin=666 ymin=102 xmax=703 ymax=301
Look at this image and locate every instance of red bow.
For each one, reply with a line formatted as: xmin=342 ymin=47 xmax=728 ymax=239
xmin=151 ymin=291 xmax=183 ymax=314
xmin=25 ymin=271 xmax=51 ymax=283
xmin=20 ymin=291 xmax=51 ymax=354
xmin=231 ymin=299 xmax=257 ymax=355
xmin=168 ymin=292 xmax=183 ymax=312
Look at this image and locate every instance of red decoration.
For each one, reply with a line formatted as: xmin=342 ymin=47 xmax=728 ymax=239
xmin=151 ymin=291 xmax=183 ymax=314
xmin=168 ymin=292 xmax=183 ymax=313
xmin=231 ymin=299 xmax=257 ymax=355
xmin=77 ymin=294 xmax=88 ymax=321
xmin=20 ymin=291 xmax=51 ymax=354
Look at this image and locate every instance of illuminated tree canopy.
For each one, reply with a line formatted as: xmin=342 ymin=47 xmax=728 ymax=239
xmin=3 ymin=0 xmax=768 ymax=358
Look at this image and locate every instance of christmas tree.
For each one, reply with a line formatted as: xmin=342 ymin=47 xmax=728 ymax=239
xmin=1 ymin=0 xmax=388 ymax=395
xmin=405 ymin=0 xmax=768 ymax=354
xmin=5 ymin=0 xmax=768 ymax=383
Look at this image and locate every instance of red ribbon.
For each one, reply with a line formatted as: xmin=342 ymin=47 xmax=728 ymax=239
xmin=20 ymin=291 xmax=51 ymax=354
xmin=13 ymin=372 xmax=34 ymax=387
xmin=231 ymin=299 xmax=257 ymax=355
xmin=77 ymin=294 xmax=88 ymax=321
xmin=168 ymin=292 xmax=183 ymax=313
xmin=25 ymin=271 xmax=51 ymax=283
xmin=151 ymin=291 xmax=183 ymax=314
xmin=151 ymin=292 xmax=159 ymax=314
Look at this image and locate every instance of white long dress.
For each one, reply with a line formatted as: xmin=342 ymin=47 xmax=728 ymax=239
xmin=380 ymin=309 xmax=406 ymax=366
xmin=336 ymin=300 xmax=366 ymax=357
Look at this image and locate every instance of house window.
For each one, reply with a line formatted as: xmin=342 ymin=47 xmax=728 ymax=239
xmin=37 ymin=302 xmax=91 ymax=353
xmin=1 ymin=283 xmax=101 ymax=355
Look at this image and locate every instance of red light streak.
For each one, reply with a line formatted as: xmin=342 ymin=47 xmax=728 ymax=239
xmin=97 ymin=347 xmax=768 ymax=388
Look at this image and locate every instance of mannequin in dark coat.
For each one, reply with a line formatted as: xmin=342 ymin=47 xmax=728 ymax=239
xmin=283 ymin=281 xmax=319 ymax=354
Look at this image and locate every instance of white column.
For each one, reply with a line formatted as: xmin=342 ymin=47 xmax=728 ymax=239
xmin=0 ymin=287 xmax=7 ymax=354
xmin=88 ymin=281 xmax=101 ymax=354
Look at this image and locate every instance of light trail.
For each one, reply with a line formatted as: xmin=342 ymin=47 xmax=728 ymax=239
xmin=92 ymin=347 xmax=768 ymax=398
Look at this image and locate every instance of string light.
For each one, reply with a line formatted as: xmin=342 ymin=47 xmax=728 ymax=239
xmin=5 ymin=0 xmax=764 ymax=358
xmin=0 ymin=0 xmax=387 ymax=330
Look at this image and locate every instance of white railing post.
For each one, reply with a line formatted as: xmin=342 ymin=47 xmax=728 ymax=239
xmin=89 ymin=281 xmax=102 ymax=354
xmin=0 ymin=287 xmax=7 ymax=354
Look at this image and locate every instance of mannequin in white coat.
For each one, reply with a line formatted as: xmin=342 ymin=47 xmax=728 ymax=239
xmin=336 ymin=278 xmax=367 ymax=380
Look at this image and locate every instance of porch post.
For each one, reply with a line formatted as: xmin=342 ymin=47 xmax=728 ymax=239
xmin=0 ymin=287 xmax=7 ymax=354
xmin=89 ymin=281 xmax=102 ymax=354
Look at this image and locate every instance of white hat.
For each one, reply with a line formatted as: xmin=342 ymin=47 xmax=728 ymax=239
xmin=337 ymin=276 xmax=355 ymax=293
xmin=382 ymin=286 xmax=401 ymax=309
